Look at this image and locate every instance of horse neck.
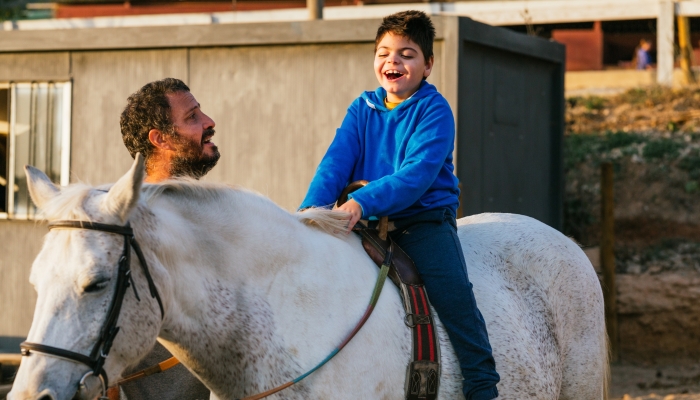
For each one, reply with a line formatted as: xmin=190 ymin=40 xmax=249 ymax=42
xmin=136 ymin=188 xmax=361 ymax=397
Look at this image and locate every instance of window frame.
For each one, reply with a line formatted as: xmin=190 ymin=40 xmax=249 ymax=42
xmin=2 ymin=80 xmax=72 ymax=220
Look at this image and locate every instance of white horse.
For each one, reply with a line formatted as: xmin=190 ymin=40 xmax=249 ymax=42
xmin=10 ymin=156 xmax=608 ymax=400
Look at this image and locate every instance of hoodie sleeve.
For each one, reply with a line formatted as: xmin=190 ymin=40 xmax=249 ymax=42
xmin=349 ymin=98 xmax=454 ymax=217
xmin=299 ymin=100 xmax=362 ymax=210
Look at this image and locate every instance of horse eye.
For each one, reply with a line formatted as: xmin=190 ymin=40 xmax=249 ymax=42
xmin=84 ymin=279 xmax=110 ymax=293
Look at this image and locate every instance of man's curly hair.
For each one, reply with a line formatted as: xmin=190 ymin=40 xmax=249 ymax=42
xmin=120 ymin=78 xmax=190 ymax=160
xmin=374 ymin=10 xmax=435 ymax=63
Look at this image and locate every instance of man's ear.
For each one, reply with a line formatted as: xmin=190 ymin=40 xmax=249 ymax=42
xmin=424 ymin=55 xmax=434 ymax=78
xmin=148 ymin=128 xmax=175 ymax=151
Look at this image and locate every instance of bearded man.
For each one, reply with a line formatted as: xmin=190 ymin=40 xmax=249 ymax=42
xmin=114 ymin=77 xmax=218 ymax=399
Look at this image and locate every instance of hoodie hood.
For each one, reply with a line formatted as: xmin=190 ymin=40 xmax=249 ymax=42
xmin=360 ymin=81 xmax=438 ymax=112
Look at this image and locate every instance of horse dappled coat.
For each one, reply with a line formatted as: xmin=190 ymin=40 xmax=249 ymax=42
xmin=10 ymin=156 xmax=607 ymax=400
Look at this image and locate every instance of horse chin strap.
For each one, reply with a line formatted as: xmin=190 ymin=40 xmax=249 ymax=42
xmin=20 ymin=220 xmax=165 ymax=400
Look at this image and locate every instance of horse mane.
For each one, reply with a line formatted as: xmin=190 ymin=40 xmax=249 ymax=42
xmin=39 ymin=178 xmax=348 ymax=238
xmin=40 ymin=183 xmax=95 ymax=222
xmin=295 ymin=207 xmax=350 ymax=237
xmin=141 ymin=179 xmax=350 ymax=238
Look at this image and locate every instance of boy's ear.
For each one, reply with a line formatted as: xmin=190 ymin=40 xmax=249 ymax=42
xmin=148 ymin=128 xmax=175 ymax=151
xmin=424 ymin=55 xmax=434 ymax=78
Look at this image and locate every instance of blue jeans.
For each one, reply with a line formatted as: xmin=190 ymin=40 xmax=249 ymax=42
xmin=386 ymin=208 xmax=500 ymax=400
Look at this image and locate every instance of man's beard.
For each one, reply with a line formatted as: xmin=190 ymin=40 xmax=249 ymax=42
xmin=169 ymin=128 xmax=221 ymax=179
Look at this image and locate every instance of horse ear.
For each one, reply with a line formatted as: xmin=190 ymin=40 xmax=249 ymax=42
xmin=103 ymin=153 xmax=145 ymax=223
xmin=25 ymin=165 xmax=60 ymax=210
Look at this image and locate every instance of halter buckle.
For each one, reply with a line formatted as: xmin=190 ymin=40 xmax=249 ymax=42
xmin=78 ymin=370 xmax=107 ymax=400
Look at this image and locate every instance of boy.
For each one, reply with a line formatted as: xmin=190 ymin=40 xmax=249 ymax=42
xmin=299 ymin=10 xmax=500 ymax=400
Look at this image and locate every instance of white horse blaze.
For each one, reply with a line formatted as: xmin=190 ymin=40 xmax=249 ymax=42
xmin=10 ymin=157 xmax=607 ymax=400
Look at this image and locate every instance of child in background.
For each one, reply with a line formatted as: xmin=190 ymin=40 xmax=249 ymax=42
xmin=299 ymin=10 xmax=500 ymax=400
xmin=636 ymin=39 xmax=652 ymax=70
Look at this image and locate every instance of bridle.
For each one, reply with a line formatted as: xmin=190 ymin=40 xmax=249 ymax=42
xmin=20 ymin=220 xmax=164 ymax=399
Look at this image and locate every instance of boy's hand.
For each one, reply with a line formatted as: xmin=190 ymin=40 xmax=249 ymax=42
xmin=336 ymin=199 xmax=363 ymax=234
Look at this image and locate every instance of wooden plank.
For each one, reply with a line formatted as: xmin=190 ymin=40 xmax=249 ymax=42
xmin=0 ymin=354 xmax=21 ymax=365
xmin=678 ymin=1 xmax=700 ymax=17
xmin=678 ymin=16 xmax=696 ymax=84
xmin=449 ymin=0 xmax=660 ymax=26
xmin=0 ymin=52 xmax=70 ymax=81
xmin=601 ymin=162 xmax=618 ymax=362
xmin=0 ymin=14 xmax=452 ymax=54
xmin=0 ymin=19 xmax=382 ymax=53
xmin=69 ymin=49 xmax=188 ymax=184
xmin=0 ymin=384 xmax=12 ymax=398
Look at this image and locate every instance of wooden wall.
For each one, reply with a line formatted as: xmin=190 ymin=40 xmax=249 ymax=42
xmin=0 ymin=20 xmax=448 ymax=338
xmin=70 ymin=49 xmax=189 ymax=184
xmin=0 ymin=221 xmax=45 ymax=337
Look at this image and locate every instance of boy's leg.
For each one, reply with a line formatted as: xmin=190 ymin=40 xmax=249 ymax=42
xmin=389 ymin=210 xmax=500 ymax=400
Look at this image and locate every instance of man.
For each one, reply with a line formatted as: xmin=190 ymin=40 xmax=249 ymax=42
xmin=114 ymin=77 xmax=219 ymax=399
xmin=120 ymin=77 xmax=220 ymax=184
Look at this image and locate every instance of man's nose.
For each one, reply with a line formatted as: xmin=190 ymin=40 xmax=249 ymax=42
xmin=203 ymin=113 xmax=215 ymax=129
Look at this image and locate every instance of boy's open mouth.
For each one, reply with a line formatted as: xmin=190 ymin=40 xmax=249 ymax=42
xmin=384 ymin=70 xmax=404 ymax=81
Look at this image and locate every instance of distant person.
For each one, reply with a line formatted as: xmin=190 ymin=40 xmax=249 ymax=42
xmin=299 ymin=10 xmax=500 ymax=400
xmin=635 ymin=39 xmax=652 ymax=70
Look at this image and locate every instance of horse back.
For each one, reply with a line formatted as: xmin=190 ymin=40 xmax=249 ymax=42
xmin=458 ymin=213 xmax=607 ymax=400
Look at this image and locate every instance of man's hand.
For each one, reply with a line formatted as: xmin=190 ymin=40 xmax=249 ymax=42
xmin=336 ymin=199 xmax=363 ymax=234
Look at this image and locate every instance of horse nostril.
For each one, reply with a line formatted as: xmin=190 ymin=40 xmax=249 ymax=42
xmin=38 ymin=395 xmax=55 ymax=400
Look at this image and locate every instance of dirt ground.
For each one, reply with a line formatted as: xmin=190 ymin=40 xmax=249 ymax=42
xmin=567 ymin=87 xmax=700 ymax=385
xmin=611 ymin=363 xmax=700 ymax=400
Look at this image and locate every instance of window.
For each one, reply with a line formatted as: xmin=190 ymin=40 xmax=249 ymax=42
xmin=0 ymin=82 xmax=71 ymax=220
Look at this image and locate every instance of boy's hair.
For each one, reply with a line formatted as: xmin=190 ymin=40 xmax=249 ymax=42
xmin=375 ymin=10 xmax=435 ymax=63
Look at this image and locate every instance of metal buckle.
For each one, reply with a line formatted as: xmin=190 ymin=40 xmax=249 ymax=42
xmin=78 ymin=370 xmax=108 ymax=400
xmin=404 ymin=313 xmax=431 ymax=327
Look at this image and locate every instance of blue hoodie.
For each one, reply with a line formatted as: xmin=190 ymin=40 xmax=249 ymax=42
xmin=300 ymin=81 xmax=459 ymax=219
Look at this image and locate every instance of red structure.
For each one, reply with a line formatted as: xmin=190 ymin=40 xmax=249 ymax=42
xmin=53 ymin=0 xmax=420 ymax=19
xmin=551 ymin=21 xmax=604 ymax=71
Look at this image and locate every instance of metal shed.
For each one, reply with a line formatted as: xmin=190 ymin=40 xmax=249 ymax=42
xmin=0 ymin=15 xmax=564 ymax=339
xmin=456 ymin=18 xmax=565 ymax=230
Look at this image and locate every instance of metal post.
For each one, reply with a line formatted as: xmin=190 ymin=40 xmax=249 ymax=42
xmin=308 ymin=0 xmax=323 ymax=20
xmin=657 ymin=0 xmax=675 ymax=86
xmin=601 ymin=162 xmax=618 ymax=361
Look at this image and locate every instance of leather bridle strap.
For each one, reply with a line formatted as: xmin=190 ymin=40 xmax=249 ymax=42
xmin=20 ymin=220 xmax=164 ymax=393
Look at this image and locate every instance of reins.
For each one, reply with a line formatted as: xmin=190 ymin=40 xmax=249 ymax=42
xmin=20 ymin=220 xmax=164 ymax=400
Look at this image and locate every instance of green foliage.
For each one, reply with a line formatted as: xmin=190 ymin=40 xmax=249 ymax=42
xmin=564 ymin=131 xmax=647 ymax=171
xmin=0 ymin=0 xmax=34 ymax=21
xmin=564 ymin=134 xmax=601 ymax=170
xmin=603 ymin=131 xmax=645 ymax=149
xmin=584 ymin=96 xmax=607 ymax=111
xmin=643 ymin=139 xmax=683 ymax=160
xmin=685 ymin=180 xmax=699 ymax=194
xmin=678 ymin=148 xmax=700 ymax=179
xmin=618 ymin=86 xmax=676 ymax=106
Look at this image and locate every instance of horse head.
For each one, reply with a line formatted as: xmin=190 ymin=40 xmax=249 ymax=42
xmin=9 ymin=155 xmax=165 ymax=400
